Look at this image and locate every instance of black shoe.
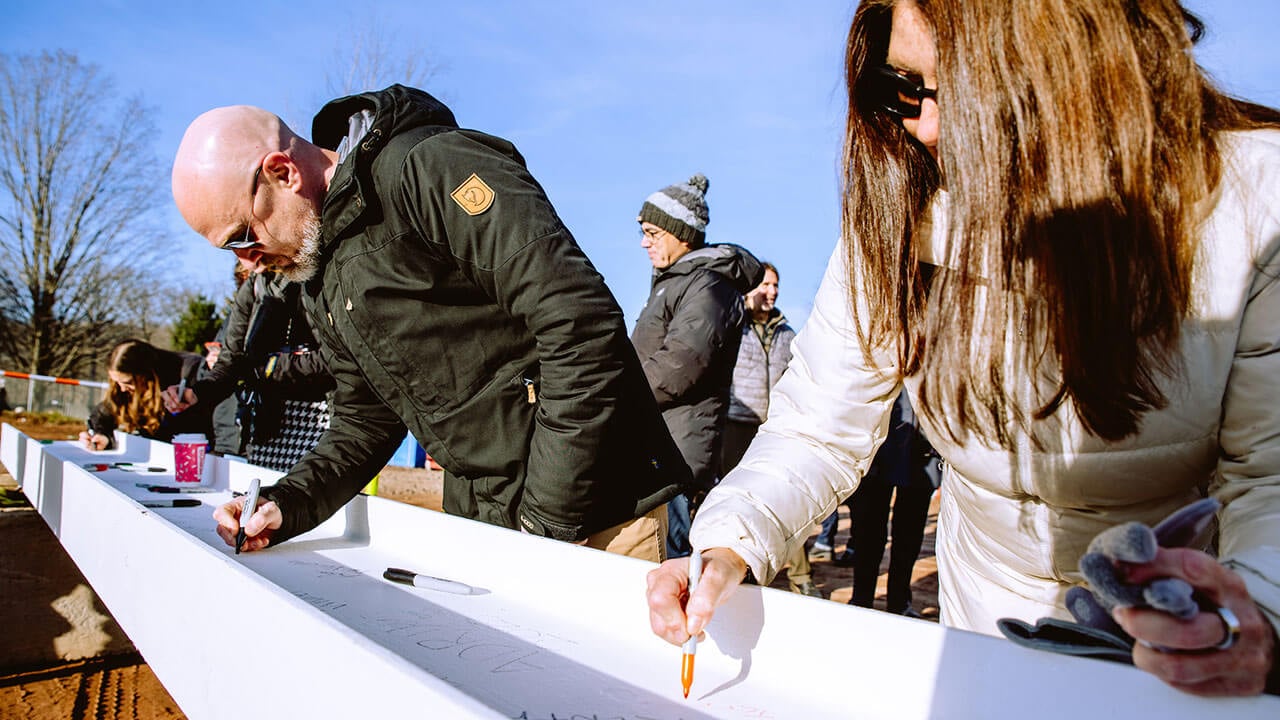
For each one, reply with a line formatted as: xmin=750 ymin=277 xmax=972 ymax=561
xmin=888 ymin=605 xmax=923 ymax=619
xmin=831 ymin=550 xmax=855 ymax=567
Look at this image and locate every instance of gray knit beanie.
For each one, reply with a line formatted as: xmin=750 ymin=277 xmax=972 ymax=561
xmin=637 ymin=173 xmax=710 ymax=247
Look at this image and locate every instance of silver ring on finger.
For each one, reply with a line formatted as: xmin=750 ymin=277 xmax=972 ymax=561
xmin=1212 ymin=606 xmax=1241 ymax=652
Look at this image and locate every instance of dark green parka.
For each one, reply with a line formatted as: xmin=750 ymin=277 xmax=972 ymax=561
xmin=261 ymin=86 xmax=689 ymax=544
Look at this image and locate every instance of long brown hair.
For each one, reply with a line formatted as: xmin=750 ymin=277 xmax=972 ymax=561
xmin=102 ymin=339 xmax=166 ymax=436
xmin=843 ymin=0 xmax=1280 ymax=446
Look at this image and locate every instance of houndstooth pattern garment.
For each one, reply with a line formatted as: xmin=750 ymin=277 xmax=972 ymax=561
xmin=247 ymin=399 xmax=330 ymax=473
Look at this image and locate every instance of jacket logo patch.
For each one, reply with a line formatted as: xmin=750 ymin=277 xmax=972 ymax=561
xmin=451 ymin=173 xmax=495 ymax=216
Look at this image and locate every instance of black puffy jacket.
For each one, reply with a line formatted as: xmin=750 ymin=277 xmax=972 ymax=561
xmin=631 ymin=244 xmax=764 ymax=490
xmin=261 ymin=85 xmax=689 ymax=544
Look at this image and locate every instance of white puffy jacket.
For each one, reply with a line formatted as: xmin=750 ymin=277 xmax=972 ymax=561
xmin=692 ymin=129 xmax=1280 ymax=638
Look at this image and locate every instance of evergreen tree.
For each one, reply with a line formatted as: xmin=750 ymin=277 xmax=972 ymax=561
xmin=170 ymin=294 xmax=221 ymax=352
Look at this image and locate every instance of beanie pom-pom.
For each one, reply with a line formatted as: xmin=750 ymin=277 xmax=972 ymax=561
xmin=688 ymin=173 xmax=709 ymax=194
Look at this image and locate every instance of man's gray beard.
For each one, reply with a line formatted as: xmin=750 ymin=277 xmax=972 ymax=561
xmin=278 ymin=211 xmax=322 ymax=283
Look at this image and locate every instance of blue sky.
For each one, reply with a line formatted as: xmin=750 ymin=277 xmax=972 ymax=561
xmin=2 ymin=1 xmax=1277 ymax=328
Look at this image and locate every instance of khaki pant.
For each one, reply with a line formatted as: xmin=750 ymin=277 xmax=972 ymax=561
xmin=785 ymin=540 xmax=814 ymax=587
xmin=584 ymin=504 xmax=668 ymax=562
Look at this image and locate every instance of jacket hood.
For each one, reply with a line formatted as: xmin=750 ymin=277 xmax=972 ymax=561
xmin=312 ymin=84 xmax=457 ymax=152
xmin=311 ymin=85 xmax=458 ymax=256
xmin=656 ymin=243 xmax=763 ymax=294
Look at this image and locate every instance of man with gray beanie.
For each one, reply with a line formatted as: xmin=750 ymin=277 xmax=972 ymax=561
xmin=631 ymin=173 xmax=764 ymax=558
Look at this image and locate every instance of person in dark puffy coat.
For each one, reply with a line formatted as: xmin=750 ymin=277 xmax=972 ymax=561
xmin=204 ymin=261 xmax=254 ymax=457
xmin=631 ymin=173 xmax=763 ymax=558
xmin=169 ymin=269 xmax=335 ymax=473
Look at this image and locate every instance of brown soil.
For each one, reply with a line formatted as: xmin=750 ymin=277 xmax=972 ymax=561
xmin=0 ymin=414 xmax=939 ymax=717
xmin=1 ymin=415 xmax=188 ymax=719
xmin=0 ymin=655 xmax=185 ymax=720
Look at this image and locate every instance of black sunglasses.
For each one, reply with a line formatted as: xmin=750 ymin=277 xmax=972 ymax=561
xmin=870 ymin=65 xmax=936 ymax=120
xmin=222 ymin=164 xmax=264 ymax=251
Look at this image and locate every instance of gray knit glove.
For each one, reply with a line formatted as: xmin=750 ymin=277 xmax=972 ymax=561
xmin=998 ymin=498 xmax=1220 ymax=663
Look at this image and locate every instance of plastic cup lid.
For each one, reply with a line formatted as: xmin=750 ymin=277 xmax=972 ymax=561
xmin=172 ymin=434 xmax=208 ymax=443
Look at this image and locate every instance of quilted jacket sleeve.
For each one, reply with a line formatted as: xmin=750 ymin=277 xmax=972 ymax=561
xmin=1212 ymin=143 xmax=1280 ymax=640
xmin=638 ymin=270 xmax=743 ymax=409
xmin=193 ymin=277 xmax=256 ymax=407
xmin=691 ymin=243 xmax=902 ymax=583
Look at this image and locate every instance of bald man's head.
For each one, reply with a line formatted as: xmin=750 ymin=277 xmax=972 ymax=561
xmin=172 ymin=105 xmax=336 ymax=281
xmin=171 ymin=105 xmax=296 ymax=235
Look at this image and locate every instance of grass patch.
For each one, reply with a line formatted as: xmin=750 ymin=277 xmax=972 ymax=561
xmin=1 ymin=410 xmax=81 ymax=426
xmin=1 ymin=410 xmax=86 ymax=441
xmin=0 ymin=487 xmax=30 ymax=508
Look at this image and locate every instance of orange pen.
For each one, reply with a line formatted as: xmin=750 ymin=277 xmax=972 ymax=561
xmin=681 ymin=550 xmax=704 ymax=698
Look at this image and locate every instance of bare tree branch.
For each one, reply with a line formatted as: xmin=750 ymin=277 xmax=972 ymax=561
xmin=0 ymin=50 xmax=172 ymax=377
xmin=322 ymin=13 xmax=442 ymax=98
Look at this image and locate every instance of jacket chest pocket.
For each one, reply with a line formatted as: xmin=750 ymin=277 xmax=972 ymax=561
xmin=329 ymin=246 xmax=520 ymax=415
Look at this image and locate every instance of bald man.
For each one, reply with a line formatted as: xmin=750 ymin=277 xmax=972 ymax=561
xmin=171 ymin=85 xmax=689 ymax=560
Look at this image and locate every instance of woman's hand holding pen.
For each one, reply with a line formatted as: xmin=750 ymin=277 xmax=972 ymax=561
xmin=78 ymin=430 xmax=109 ymax=451
xmin=213 ymin=496 xmax=282 ymax=553
xmin=646 ymin=548 xmax=749 ymax=647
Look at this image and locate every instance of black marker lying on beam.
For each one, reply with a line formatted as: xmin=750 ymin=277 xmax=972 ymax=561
xmin=383 ymin=567 xmax=475 ymax=595
xmin=140 ymin=498 xmax=202 ymax=508
xmin=136 ymin=483 xmax=216 ymax=494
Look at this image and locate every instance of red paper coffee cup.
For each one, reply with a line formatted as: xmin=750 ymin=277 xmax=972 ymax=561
xmin=172 ymin=433 xmax=208 ymax=483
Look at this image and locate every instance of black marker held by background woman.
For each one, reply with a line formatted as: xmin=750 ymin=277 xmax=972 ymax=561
xmin=647 ymin=0 xmax=1280 ymax=697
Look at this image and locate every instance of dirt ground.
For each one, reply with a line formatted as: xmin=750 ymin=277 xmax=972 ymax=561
xmin=0 ymin=414 xmax=939 ymax=718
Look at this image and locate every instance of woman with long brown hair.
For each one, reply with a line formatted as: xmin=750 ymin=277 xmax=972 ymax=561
xmin=647 ymin=0 xmax=1279 ymax=696
xmin=80 ymin=339 xmax=215 ymax=450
